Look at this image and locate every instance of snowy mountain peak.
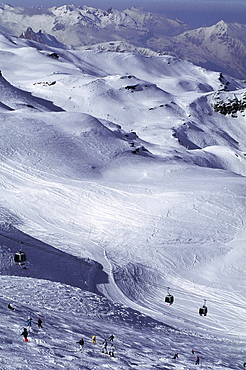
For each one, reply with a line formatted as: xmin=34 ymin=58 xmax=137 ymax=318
xmin=0 ymin=3 xmax=23 ymax=14
xmin=0 ymin=3 xmax=15 ymax=10
xmin=172 ymin=20 xmax=246 ymax=78
xmin=54 ymin=4 xmax=76 ymax=12
xmin=214 ymin=19 xmax=229 ymax=32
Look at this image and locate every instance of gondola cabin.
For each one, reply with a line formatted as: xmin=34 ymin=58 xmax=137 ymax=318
xmin=165 ymin=294 xmax=174 ymax=305
xmin=199 ymin=300 xmax=208 ymax=316
xmin=14 ymin=251 xmax=26 ymax=265
xmin=165 ymin=287 xmax=174 ymax=305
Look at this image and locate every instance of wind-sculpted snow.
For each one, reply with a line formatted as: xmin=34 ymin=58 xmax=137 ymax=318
xmin=0 ymin=30 xmax=246 ymax=369
xmin=0 ymin=74 xmax=63 ymax=111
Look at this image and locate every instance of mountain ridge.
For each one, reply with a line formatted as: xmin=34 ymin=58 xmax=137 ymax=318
xmin=0 ymin=4 xmax=245 ymax=78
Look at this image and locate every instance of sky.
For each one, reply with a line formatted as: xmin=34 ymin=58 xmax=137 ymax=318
xmin=4 ymin=0 xmax=246 ymax=27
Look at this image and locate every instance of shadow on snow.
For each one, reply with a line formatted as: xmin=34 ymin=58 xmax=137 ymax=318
xmin=0 ymin=224 xmax=108 ymax=295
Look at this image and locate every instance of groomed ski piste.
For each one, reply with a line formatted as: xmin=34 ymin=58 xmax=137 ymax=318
xmin=0 ymin=31 xmax=245 ymax=369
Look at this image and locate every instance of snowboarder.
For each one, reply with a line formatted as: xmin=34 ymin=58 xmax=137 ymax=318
xmin=26 ymin=317 xmax=32 ymax=327
xmin=173 ymin=353 xmax=178 ymax=359
xmin=76 ymin=338 xmax=84 ymax=350
xmin=109 ymin=334 xmax=114 ymax=342
xmin=109 ymin=343 xmax=115 ymax=357
xmin=21 ymin=328 xmax=28 ymax=342
xmin=101 ymin=339 xmax=108 ymax=353
xmin=192 ymin=349 xmax=195 ymax=354
xmin=37 ymin=318 xmax=43 ymax=328
xmin=195 ymin=355 xmax=200 ymax=365
xmin=8 ymin=303 xmax=15 ymax=311
xmin=92 ymin=335 xmax=97 ymax=344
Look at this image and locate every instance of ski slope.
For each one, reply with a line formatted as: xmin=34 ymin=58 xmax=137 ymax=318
xmin=0 ymin=32 xmax=245 ymax=369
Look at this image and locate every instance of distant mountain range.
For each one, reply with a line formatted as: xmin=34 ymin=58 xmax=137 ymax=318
xmin=0 ymin=4 xmax=245 ymax=79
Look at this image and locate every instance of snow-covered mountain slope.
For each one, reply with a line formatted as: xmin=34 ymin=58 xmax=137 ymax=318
xmin=1 ymin=276 xmax=244 ymax=370
xmin=0 ymin=32 xmax=246 ymax=369
xmin=0 ymin=4 xmax=246 ymax=78
xmin=0 ymin=71 xmax=63 ymax=111
xmin=159 ymin=20 xmax=246 ymax=80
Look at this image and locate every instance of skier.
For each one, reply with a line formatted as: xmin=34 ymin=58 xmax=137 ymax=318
xmin=101 ymin=339 xmax=108 ymax=353
xmin=37 ymin=318 xmax=43 ymax=328
xmin=192 ymin=349 xmax=195 ymax=354
xmin=195 ymin=355 xmax=200 ymax=365
xmin=92 ymin=335 xmax=97 ymax=344
xmin=26 ymin=317 xmax=32 ymax=327
xmin=21 ymin=328 xmax=28 ymax=342
xmin=243 ymin=363 xmax=246 ymax=368
xmin=109 ymin=343 xmax=115 ymax=357
xmin=109 ymin=334 xmax=114 ymax=342
xmin=173 ymin=353 xmax=178 ymax=359
xmin=76 ymin=338 xmax=84 ymax=350
xmin=8 ymin=303 xmax=15 ymax=311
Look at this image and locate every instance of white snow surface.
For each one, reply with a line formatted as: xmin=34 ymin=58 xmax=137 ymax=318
xmin=0 ymin=33 xmax=246 ymax=369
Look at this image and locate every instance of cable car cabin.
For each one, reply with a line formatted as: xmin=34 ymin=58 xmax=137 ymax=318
xmin=165 ymin=294 xmax=174 ymax=305
xmin=199 ymin=305 xmax=208 ymax=316
xmin=14 ymin=251 xmax=26 ymax=265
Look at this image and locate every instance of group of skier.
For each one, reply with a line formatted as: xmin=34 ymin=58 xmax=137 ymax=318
xmin=20 ymin=318 xmax=115 ymax=357
xmin=8 ymin=303 xmax=43 ymax=343
xmin=9 ymin=303 xmax=245 ymax=367
xmin=172 ymin=349 xmax=200 ymax=365
xmin=20 ymin=315 xmax=43 ymax=342
xmin=89 ymin=334 xmax=115 ymax=357
xmin=10 ymin=303 xmax=116 ymax=357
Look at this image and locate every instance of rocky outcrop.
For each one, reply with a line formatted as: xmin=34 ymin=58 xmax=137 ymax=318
xmin=212 ymin=91 xmax=246 ymax=116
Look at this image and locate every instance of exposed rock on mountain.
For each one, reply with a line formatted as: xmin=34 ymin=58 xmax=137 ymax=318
xmin=212 ymin=90 xmax=246 ymax=116
xmin=20 ymin=26 xmax=65 ymax=48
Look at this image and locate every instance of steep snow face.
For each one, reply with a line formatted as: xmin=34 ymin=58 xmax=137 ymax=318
xmin=0 ymin=32 xmax=246 ymax=369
